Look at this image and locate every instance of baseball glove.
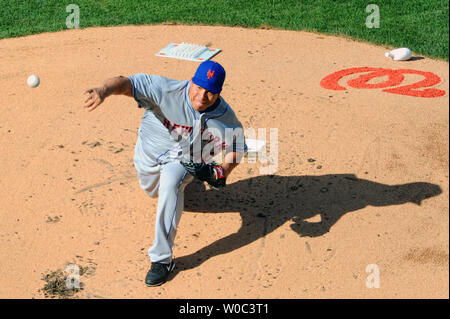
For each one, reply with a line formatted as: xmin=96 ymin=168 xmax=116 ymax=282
xmin=181 ymin=161 xmax=226 ymax=189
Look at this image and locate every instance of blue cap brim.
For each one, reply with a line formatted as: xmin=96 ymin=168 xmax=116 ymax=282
xmin=191 ymin=78 xmax=221 ymax=94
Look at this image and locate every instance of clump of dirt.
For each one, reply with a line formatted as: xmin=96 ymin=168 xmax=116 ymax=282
xmin=40 ymin=265 xmax=95 ymax=299
xmin=40 ymin=269 xmax=84 ymax=298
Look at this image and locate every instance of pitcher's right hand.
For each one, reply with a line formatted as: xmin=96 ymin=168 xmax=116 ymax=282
xmin=83 ymin=87 xmax=106 ymax=112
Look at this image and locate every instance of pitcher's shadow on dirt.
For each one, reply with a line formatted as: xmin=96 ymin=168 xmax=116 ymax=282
xmin=173 ymin=174 xmax=441 ymax=274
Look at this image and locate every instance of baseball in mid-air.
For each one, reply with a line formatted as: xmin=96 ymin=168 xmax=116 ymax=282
xmin=27 ymin=74 xmax=40 ymax=88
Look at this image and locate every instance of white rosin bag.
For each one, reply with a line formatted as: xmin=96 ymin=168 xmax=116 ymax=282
xmin=385 ymin=48 xmax=412 ymax=61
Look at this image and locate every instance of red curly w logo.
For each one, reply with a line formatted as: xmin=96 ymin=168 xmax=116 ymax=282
xmin=207 ymin=69 xmax=215 ymax=79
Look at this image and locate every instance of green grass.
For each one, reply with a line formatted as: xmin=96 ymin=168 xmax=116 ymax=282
xmin=0 ymin=0 xmax=448 ymax=60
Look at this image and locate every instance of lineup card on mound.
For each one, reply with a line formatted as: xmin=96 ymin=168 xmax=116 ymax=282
xmin=155 ymin=42 xmax=221 ymax=62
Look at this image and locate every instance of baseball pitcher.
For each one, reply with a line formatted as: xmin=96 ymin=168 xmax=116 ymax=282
xmin=83 ymin=61 xmax=247 ymax=286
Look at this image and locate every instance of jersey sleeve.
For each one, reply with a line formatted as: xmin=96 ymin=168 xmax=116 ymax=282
xmin=128 ymin=74 xmax=164 ymax=109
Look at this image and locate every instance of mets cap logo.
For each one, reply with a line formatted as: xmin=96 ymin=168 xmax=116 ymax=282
xmin=207 ymin=69 xmax=215 ymax=80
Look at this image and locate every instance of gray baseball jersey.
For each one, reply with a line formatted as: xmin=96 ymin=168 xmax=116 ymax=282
xmin=129 ymin=73 xmax=247 ymax=168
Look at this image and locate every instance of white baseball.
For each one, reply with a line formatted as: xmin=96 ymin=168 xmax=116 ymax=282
xmin=27 ymin=75 xmax=40 ymax=88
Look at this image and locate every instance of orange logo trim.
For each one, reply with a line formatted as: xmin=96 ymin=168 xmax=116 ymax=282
xmin=207 ymin=69 xmax=215 ymax=79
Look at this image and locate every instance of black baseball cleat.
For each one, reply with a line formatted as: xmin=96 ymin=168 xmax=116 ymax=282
xmin=145 ymin=260 xmax=176 ymax=287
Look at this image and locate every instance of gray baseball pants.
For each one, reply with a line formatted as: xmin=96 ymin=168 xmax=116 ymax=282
xmin=134 ymin=141 xmax=194 ymax=264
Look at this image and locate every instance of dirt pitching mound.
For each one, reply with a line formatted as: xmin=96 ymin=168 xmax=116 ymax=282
xmin=0 ymin=25 xmax=448 ymax=298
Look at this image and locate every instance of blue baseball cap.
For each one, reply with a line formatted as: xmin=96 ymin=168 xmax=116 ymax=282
xmin=192 ymin=60 xmax=226 ymax=94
